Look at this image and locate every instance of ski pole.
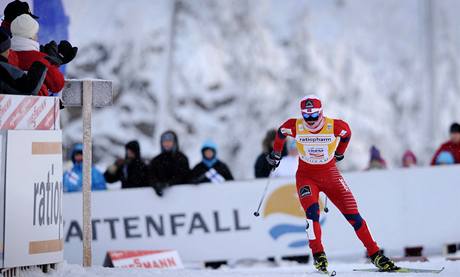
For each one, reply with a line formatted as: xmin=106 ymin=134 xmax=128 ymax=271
xmin=324 ymin=195 xmax=329 ymax=213
xmin=253 ymin=169 xmax=275 ymax=217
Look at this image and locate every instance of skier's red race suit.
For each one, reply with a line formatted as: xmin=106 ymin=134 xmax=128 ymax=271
xmin=273 ymin=117 xmax=380 ymax=256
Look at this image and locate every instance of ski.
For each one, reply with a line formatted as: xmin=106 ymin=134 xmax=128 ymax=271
xmin=316 ymin=269 xmax=336 ymax=276
xmin=353 ymin=267 xmax=444 ymax=274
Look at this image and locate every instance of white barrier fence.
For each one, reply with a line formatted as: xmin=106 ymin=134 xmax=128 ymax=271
xmin=63 ymin=165 xmax=460 ymax=265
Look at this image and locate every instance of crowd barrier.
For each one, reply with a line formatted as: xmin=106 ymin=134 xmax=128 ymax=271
xmin=63 ymin=165 xmax=460 ymax=265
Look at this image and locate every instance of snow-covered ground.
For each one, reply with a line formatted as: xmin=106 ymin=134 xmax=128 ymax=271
xmin=20 ymin=258 xmax=460 ymax=277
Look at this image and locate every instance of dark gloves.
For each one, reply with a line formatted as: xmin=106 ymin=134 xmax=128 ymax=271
xmin=335 ymin=152 xmax=344 ymax=162
xmin=41 ymin=40 xmax=78 ymax=66
xmin=153 ymin=182 xmax=169 ymax=197
xmin=58 ymin=40 xmax=78 ymax=64
xmin=41 ymin=41 xmax=63 ymax=66
xmin=266 ymin=151 xmax=282 ymax=169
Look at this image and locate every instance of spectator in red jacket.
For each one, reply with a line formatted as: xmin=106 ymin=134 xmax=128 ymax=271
xmin=402 ymin=150 xmax=417 ymax=168
xmin=431 ymin=123 xmax=460 ymax=165
xmin=10 ymin=14 xmax=64 ymax=96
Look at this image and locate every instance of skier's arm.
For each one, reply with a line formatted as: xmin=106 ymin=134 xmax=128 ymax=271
xmin=273 ymin=118 xmax=297 ymax=154
xmin=334 ymin=119 xmax=352 ymax=156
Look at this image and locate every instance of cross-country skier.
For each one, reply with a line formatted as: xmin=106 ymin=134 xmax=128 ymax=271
xmin=266 ymin=95 xmax=399 ymax=274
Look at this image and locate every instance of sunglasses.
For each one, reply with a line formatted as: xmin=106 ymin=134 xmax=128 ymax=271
xmin=302 ymin=112 xmax=320 ymax=120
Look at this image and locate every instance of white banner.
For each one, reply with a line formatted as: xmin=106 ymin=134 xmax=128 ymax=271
xmin=63 ymin=165 xmax=460 ymax=265
xmin=3 ymin=130 xmax=64 ymax=267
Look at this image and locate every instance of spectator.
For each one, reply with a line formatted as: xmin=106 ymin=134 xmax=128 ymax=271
xmin=273 ymin=137 xmax=298 ymax=177
xmin=0 ymin=29 xmax=47 ymax=95
xmin=434 ymin=151 xmax=455 ymax=165
xmin=10 ymin=14 xmax=77 ymax=96
xmin=104 ymin=140 xmax=148 ymax=189
xmin=190 ymin=140 xmax=233 ymax=184
xmin=402 ymin=150 xmax=417 ymax=168
xmin=431 ymin=123 xmax=460 ymax=165
xmin=1 ymin=0 xmax=38 ymax=37
xmin=147 ymin=130 xmax=190 ymax=196
xmin=255 ymin=129 xmax=286 ymax=178
xmin=63 ymin=143 xmax=106 ymax=193
xmin=367 ymin=145 xmax=387 ymax=170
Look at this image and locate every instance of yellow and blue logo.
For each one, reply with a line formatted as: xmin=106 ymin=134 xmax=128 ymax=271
xmin=263 ymin=184 xmax=326 ymax=248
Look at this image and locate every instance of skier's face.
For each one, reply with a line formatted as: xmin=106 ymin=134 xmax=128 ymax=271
xmin=302 ymin=111 xmax=321 ymax=127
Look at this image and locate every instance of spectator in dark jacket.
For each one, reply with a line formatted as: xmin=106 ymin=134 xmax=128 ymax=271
xmin=0 ymin=29 xmax=47 ymax=95
xmin=104 ymin=140 xmax=148 ymax=189
xmin=431 ymin=123 xmax=460 ymax=165
xmin=255 ymin=129 xmax=287 ymax=178
xmin=191 ymin=140 xmax=233 ymax=184
xmin=147 ymin=130 xmax=190 ymax=196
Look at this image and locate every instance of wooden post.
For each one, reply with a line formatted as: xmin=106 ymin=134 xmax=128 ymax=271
xmin=62 ymin=79 xmax=113 ymax=267
xmin=82 ymin=80 xmax=93 ymax=267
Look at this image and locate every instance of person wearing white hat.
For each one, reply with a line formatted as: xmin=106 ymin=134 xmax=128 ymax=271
xmin=0 ymin=28 xmax=47 ymax=95
xmin=9 ymin=14 xmax=64 ymax=96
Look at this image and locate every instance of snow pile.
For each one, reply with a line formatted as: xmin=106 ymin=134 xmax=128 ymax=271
xmin=20 ymin=258 xmax=460 ymax=277
xmin=61 ymin=0 xmax=460 ymax=177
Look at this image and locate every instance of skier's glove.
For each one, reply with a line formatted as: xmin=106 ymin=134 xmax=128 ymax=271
xmin=58 ymin=40 xmax=78 ymax=64
xmin=335 ymin=152 xmax=344 ymax=162
xmin=266 ymin=151 xmax=282 ymax=169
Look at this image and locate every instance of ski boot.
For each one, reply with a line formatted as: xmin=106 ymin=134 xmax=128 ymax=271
xmin=370 ymin=250 xmax=399 ymax=271
xmin=313 ymin=252 xmax=329 ymax=273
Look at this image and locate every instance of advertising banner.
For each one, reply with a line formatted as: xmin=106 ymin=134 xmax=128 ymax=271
xmin=0 ymin=95 xmax=60 ymax=131
xmin=3 ymin=130 xmax=64 ymax=267
xmin=63 ymin=166 xmax=460 ymax=265
xmin=104 ymin=250 xmax=184 ymax=269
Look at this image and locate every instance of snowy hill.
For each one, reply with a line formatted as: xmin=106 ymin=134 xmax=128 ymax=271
xmin=61 ymin=0 xmax=460 ymax=178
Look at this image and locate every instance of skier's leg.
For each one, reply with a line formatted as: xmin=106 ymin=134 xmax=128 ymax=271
xmin=322 ymin=168 xmax=380 ymax=256
xmin=295 ymin=172 xmax=323 ymax=254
